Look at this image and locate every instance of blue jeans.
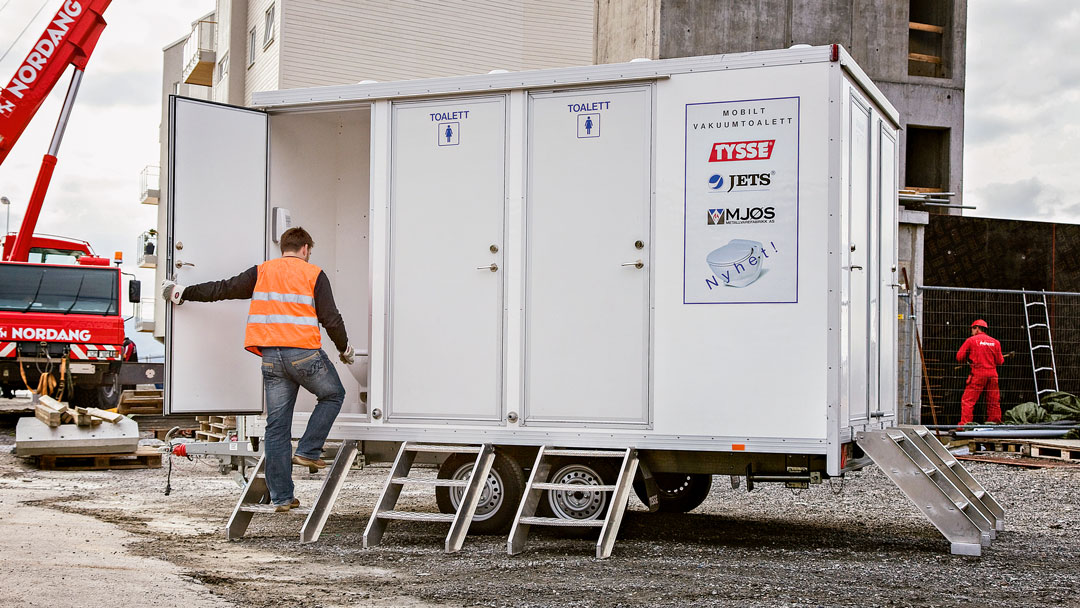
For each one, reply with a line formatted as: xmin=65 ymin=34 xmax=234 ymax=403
xmin=260 ymin=347 xmax=345 ymax=506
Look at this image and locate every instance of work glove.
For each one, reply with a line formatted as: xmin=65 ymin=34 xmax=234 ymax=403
xmin=339 ymin=345 xmax=355 ymax=365
xmin=160 ymin=280 xmax=187 ymax=305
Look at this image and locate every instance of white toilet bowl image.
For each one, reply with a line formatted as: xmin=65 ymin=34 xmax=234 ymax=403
xmin=706 ymin=239 xmax=765 ymax=287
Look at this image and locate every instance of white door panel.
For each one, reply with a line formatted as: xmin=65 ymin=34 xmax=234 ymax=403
xmin=848 ymin=94 xmax=871 ymax=423
xmin=166 ymin=97 xmax=267 ymax=415
xmin=525 ymin=87 xmax=651 ymax=425
xmin=388 ymin=97 xmax=505 ymax=421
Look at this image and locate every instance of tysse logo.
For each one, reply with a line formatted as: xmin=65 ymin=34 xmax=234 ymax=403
xmin=709 ymin=140 xmax=775 ymax=162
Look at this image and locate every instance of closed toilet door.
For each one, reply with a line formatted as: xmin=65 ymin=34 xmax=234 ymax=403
xmin=387 ymin=97 xmax=506 ymax=422
xmin=524 ymin=87 xmax=652 ymax=426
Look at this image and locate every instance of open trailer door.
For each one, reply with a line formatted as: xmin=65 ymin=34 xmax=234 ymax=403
xmin=165 ymin=97 xmax=267 ymax=415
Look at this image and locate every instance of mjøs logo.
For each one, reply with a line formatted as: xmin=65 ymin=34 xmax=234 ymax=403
xmin=707 ymin=172 xmax=774 ymax=193
xmin=709 ymin=140 xmax=775 ymax=162
xmin=707 ymin=207 xmax=776 ymax=225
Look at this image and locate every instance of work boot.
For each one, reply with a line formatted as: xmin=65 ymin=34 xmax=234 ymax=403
xmin=292 ymin=454 xmax=327 ymax=471
xmin=274 ymin=498 xmax=300 ymax=512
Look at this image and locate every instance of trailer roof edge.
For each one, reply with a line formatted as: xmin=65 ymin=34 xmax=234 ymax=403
xmin=251 ymin=45 xmax=887 ymax=111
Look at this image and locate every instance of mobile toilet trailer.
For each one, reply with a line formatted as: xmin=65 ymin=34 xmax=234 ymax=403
xmin=165 ymin=44 xmax=1003 ymax=557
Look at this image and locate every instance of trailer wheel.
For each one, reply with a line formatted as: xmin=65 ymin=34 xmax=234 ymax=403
xmin=435 ymin=451 xmax=524 ymax=535
xmin=540 ymin=460 xmax=615 ymax=525
xmin=633 ymin=473 xmax=713 ymax=513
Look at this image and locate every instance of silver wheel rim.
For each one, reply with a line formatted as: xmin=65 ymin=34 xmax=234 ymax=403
xmin=547 ymin=464 xmax=608 ymax=520
xmin=449 ymin=464 xmax=504 ymax=521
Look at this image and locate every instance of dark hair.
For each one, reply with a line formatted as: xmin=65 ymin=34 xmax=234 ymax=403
xmin=280 ymin=227 xmax=314 ymax=253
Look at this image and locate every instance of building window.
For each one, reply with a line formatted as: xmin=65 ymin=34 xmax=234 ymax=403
xmin=263 ymin=4 xmax=276 ymax=49
xmin=904 ymin=126 xmax=950 ymax=195
xmin=218 ymin=52 xmax=229 ymax=79
xmin=248 ymin=28 xmax=257 ymax=67
xmin=908 ymin=0 xmax=951 ymax=78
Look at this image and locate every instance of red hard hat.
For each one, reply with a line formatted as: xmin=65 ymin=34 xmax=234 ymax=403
xmin=971 ymin=319 xmax=988 ymax=329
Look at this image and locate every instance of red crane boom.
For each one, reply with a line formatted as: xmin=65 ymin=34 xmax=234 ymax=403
xmin=0 ymin=0 xmax=111 ymax=262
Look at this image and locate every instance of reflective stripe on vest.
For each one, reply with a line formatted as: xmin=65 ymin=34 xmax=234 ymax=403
xmin=244 ymin=257 xmax=323 ymax=356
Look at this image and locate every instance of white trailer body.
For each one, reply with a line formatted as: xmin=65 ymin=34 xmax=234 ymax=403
xmin=165 ymin=45 xmax=900 ymax=479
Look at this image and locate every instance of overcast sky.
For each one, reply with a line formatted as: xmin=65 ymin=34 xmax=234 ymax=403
xmin=0 ymin=1 xmax=1077 ymax=318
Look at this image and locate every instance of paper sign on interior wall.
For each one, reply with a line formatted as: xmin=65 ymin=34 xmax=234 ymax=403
xmin=683 ymin=96 xmax=800 ymax=304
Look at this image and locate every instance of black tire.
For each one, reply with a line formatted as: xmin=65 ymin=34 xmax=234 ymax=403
xmin=435 ymin=450 xmax=525 ymax=535
xmin=537 ymin=459 xmax=617 ymax=531
xmin=634 ymin=472 xmax=713 ymax=513
xmin=71 ymin=375 xmax=121 ymax=409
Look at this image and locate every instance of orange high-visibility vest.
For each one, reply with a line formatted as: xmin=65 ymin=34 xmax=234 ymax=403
xmin=244 ymin=257 xmax=322 ymax=356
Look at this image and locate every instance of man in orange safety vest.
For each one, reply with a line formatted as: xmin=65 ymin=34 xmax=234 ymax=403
xmin=162 ymin=227 xmax=354 ymax=511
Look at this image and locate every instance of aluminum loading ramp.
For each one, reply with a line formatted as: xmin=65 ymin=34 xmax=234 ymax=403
xmin=857 ymin=426 xmax=1005 ymax=556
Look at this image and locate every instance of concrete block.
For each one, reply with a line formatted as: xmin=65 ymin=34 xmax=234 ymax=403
xmin=15 ymin=416 xmax=140 ymax=456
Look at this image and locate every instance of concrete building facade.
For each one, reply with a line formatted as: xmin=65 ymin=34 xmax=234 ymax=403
xmin=596 ymin=0 xmax=968 ymax=210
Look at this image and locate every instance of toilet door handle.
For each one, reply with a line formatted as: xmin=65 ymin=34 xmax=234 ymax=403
xmin=850 ymin=265 xmax=863 ymax=270
xmin=476 ymin=263 xmax=498 ymax=272
xmin=621 ymin=260 xmax=644 ymax=269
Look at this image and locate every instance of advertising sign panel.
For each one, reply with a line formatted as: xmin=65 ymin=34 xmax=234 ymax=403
xmin=683 ymin=97 xmax=800 ymax=304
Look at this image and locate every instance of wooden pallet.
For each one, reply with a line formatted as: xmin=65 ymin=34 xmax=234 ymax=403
xmin=117 ymin=389 xmax=163 ymax=415
xmin=35 ymin=446 xmax=162 ymax=471
xmin=972 ymin=438 xmax=1030 ymax=456
xmin=1030 ymin=440 xmax=1080 ymax=463
xmin=195 ymin=415 xmax=236 ymax=442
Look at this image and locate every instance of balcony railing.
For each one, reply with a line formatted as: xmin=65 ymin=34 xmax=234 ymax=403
xmin=182 ymin=20 xmax=217 ymax=87
xmin=140 ymin=165 xmax=159 ymax=205
xmin=137 ymin=231 xmax=157 ymax=269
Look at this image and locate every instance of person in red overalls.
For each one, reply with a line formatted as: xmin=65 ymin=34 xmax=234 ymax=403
xmin=956 ymin=319 xmax=1005 ymax=426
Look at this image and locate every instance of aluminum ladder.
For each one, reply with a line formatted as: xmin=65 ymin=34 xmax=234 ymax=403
xmin=508 ymin=446 xmax=639 ymax=559
xmin=856 ymin=426 xmax=1005 ymax=556
xmin=363 ymin=442 xmax=494 ymax=553
xmin=226 ymin=439 xmax=359 ymax=543
xmin=1022 ymin=290 xmax=1059 ymax=404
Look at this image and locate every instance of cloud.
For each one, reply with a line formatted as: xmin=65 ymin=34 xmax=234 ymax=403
xmin=965 ymin=1 xmax=1080 ymax=222
xmin=970 ymin=177 xmax=1068 ymax=221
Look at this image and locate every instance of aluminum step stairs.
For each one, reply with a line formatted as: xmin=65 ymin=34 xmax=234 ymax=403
xmin=363 ymin=442 xmax=494 ymax=553
xmin=856 ymin=426 xmax=1005 ymax=556
xmin=226 ymin=439 xmax=359 ymax=543
xmin=508 ymin=446 xmax=639 ymax=559
xmin=1022 ymin=290 xmax=1060 ymax=403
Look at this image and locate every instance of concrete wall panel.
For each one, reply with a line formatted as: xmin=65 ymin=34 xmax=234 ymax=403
xmin=851 ymin=0 xmax=908 ymax=82
xmin=790 ymin=0 xmax=851 ymax=48
xmin=596 ymin=0 xmax=659 ymax=63
xmin=659 ymin=0 xmax=791 ymax=58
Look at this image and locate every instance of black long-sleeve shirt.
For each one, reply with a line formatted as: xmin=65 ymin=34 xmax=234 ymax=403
xmin=182 ymin=264 xmax=349 ymax=353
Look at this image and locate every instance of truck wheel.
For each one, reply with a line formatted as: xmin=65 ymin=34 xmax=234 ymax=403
xmin=539 ymin=460 xmax=616 ymax=528
xmin=633 ymin=473 xmax=713 ymax=513
xmin=97 ymin=376 xmax=121 ymax=408
xmin=71 ymin=376 xmax=121 ymax=409
xmin=435 ymin=451 xmax=524 ymax=535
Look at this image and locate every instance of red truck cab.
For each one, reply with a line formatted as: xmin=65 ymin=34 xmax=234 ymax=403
xmin=0 ymin=234 xmax=126 ymax=406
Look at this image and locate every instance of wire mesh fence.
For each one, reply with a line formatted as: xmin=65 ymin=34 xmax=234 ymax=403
xmin=914 ymin=286 xmax=1080 ymax=425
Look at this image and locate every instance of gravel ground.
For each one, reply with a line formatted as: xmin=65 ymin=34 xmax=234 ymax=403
xmin=1 ymin=418 xmax=1078 ymax=608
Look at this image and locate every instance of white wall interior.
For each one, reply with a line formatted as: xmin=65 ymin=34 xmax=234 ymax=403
xmin=268 ymin=108 xmax=371 ymax=416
